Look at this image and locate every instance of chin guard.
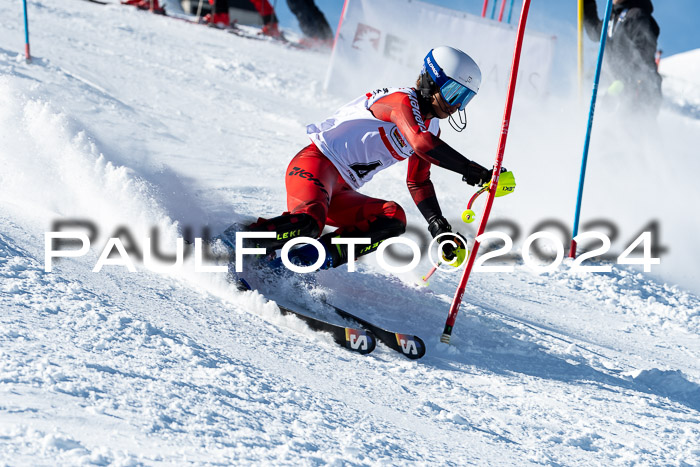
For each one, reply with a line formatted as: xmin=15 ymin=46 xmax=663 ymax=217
xmin=448 ymin=109 xmax=467 ymax=132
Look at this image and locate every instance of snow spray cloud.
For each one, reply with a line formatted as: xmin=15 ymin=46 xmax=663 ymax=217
xmin=0 ymin=83 xmax=182 ymax=264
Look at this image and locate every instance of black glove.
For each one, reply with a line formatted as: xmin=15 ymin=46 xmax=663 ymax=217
xmin=428 ymin=216 xmax=467 ymax=261
xmin=462 ymin=161 xmax=492 ymax=186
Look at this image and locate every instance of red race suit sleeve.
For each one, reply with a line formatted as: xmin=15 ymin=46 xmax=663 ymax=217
xmin=369 ymin=91 xmax=473 ymax=222
xmin=369 ymin=91 xmax=475 ymax=176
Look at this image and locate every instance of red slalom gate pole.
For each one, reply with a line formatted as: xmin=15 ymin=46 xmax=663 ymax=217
xmin=331 ymin=0 xmax=349 ymax=52
xmin=498 ymin=0 xmax=507 ymax=22
xmin=440 ymin=0 xmax=532 ymax=345
xmin=481 ymin=0 xmax=489 ymax=18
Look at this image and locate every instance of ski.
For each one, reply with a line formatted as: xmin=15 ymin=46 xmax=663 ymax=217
xmin=236 ymin=279 xmax=376 ymax=355
xmin=324 ymin=302 xmax=426 ymax=360
xmin=224 ymin=26 xmax=307 ymax=50
xmin=217 ymin=224 xmax=419 ymax=359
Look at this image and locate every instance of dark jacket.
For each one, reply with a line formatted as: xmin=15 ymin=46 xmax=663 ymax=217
xmin=584 ymin=0 xmax=662 ymax=110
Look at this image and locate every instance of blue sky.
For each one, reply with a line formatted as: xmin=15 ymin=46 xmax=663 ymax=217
xmin=275 ymin=0 xmax=699 ymax=57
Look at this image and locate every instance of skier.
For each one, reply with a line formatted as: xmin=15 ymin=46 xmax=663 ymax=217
xmin=583 ymin=0 xmax=662 ymax=116
xmin=204 ymin=0 xmax=231 ymax=27
xmin=287 ymin=0 xmax=333 ymax=46
xmin=203 ymin=0 xmax=331 ymax=41
xmin=203 ymin=0 xmax=278 ymax=35
xmin=237 ymin=46 xmax=514 ymax=271
xmin=121 ymin=0 xmax=165 ymax=15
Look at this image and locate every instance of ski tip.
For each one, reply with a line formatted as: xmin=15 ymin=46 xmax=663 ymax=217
xmin=394 ymin=333 xmax=426 ymax=360
xmin=344 ymin=328 xmax=376 ymax=355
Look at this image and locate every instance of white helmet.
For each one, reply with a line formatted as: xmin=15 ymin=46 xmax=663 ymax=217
xmin=422 ymin=46 xmax=482 ymax=110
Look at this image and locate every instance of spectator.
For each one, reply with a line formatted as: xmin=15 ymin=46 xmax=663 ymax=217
xmin=287 ymin=0 xmax=333 ymax=45
xmin=204 ymin=0 xmax=280 ymax=35
xmin=204 ymin=0 xmax=230 ymax=27
xmin=249 ymin=0 xmax=281 ymax=37
xmin=213 ymin=0 xmax=332 ymax=41
xmin=122 ymin=0 xmax=165 ymax=15
xmin=583 ymin=0 xmax=663 ymax=116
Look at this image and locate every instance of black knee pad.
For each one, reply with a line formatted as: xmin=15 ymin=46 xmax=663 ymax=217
xmin=367 ymin=217 xmax=406 ymax=239
xmin=319 ymin=217 xmax=407 ymax=268
xmin=247 ymin=213 xmax=321 ymax=252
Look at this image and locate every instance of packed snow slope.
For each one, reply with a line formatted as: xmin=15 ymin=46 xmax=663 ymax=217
xmin=661 ymin=48 xmax=700 ymax=119
xmin=1 ymin=1 xmax=700 ymax=465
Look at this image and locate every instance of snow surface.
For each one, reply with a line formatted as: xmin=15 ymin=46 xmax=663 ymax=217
xmin=661 ymin=48 xmax=700 ymax=118
xmin=1 ymin=0 xmax=700 ymax=464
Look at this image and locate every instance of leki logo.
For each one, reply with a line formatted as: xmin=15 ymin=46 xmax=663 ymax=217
xmin=277 ymin=229 xmax=301 ymax=241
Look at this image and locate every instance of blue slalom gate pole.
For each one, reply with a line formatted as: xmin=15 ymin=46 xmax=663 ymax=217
xmin=22 ymin=0 xmax=31 ymax=61
xmin=490 ymin=0 xmax=497 ymax=19
xmin=507 ymin=0 xmax=515 ymax=24
xmin=569 ymin=0 xmax=613 ymax=258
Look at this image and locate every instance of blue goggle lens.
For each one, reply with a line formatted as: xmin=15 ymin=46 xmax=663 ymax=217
xmin=440 ymin=80 xmax=476 ymax=111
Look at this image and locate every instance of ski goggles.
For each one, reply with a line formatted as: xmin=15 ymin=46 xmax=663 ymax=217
xmin=439 ymin=80 xmax=476 ymax=111
xmin=424 ymin=51 xmax=477 ymax=111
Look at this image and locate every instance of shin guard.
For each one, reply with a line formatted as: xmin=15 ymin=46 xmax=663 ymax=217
xmin=320 ymin=217 xmax=406 ymax=268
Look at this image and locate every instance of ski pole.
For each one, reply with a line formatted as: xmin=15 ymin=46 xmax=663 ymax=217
xmin=421 ymin=262 xmax=441 ymax=284
xmin=331 ymin=0 xmax=350 ymax=52
xmin=441 ymin=0 xmax=531 ymax=345
xmin=22 ymin=0 xmax=30 ymax=61
xmin=569 ymin=0 xmax=613 ymax=258
xmin=498 ymin=0 xmax=507 ymax=22
xmin=507 ymin=0 xmax=515 ymax=24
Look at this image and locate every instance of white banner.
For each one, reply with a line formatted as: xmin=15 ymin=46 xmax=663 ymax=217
xmin=325 ymin=0 xmax=556 ymax=101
